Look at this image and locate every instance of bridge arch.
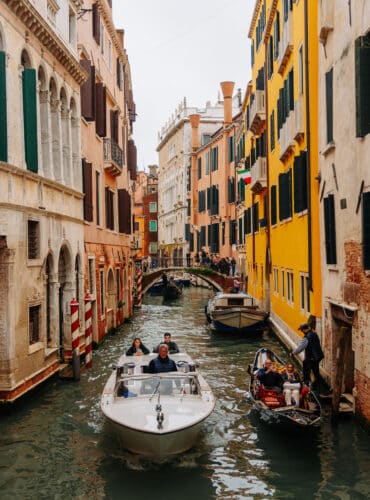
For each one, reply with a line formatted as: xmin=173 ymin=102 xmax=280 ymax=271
xmin=141 ymin=267 xmax=232 ymax=295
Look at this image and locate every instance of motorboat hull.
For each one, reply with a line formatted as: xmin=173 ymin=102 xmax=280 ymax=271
xmin=206 ymin=292 xmax=267 ymax=333
xmin=101 ymin=353 xmax=215 ymax=456
xmin=105 ymin=412 xmax=204 ymax=456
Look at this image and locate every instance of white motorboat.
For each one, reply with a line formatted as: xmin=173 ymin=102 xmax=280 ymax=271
xmin=205 ymin=292 xmax=268 ymax=333
xmin=101 ymin=352 xmax=215 ymax=456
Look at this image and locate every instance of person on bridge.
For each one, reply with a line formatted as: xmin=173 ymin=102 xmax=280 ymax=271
xmin=153 ymin=332 xmax=180 ymax=354
xmin=148 ymin=344 xmax=178 ymax=373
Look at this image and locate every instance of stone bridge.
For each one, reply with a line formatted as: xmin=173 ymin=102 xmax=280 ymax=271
xmin=141 ymin=267 xmax=235 ymax=294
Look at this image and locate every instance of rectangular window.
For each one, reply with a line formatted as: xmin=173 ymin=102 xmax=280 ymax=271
xmin=202 ymin=134 xmax=211 ymax=146
xmin=362 ymin=191 xmax=370 ymax=269
xmin=293 ymin=151 xmax=307 ymax=213
xmin=22 ymin=68 xmax=38 ymax=173
xmin=211 ymin=146 xmax=218 ymax=171
xmin=270 ymin=110 xmax=275 ymax=151
xmin=88 ymin=256 xmax=96 ymax=295
xmin=274 ymin=11 xmax=280 ymax=60
xmin=205 ymin=151 xmax=210 ymax=175
xmin=29 ymin=305 xmax=41 ymax=345
xmin=273 ymin=267 xmax=279 ymax=294
xmin=324 ymin=193 xmax=337 ymax=264
xmin=100 ymin=22 xmax=104 ymax=54
xmin=149 ymin=242 xmax=158 ymax=254
xmin=116 ymin=268 xmax=120 ymax=301
xmin=197 ymin=157 xmax=202 ymax=179
xmin=271 ymin=185 xmax=277 ymax=226
xmin=100 ymin=270 xmax=105 ymax=313
xmin=228 ymin=136 xmax=234 ymax=163
xmin=299 ymin=272 xmax=311 ymax=313
xmin=281 ymin=268 xmax=285 ymax=298
xmin=298 ymin=44 xmax=304 ymax=94
xmin=325 ymin=68 xmax=333 ymax=144
xmin=355 ymin=35 xmax=370 ymax=137
xmin=287 ymin=270 xmax=294 ymax=305
xmin=149 ymin=220 xmax=157 ymax=232
xmin=252 ymin=202 xmax=259 ymax=233
xmin=105 ymin=187 xmax=114 ymax=230
xmin=92 ymin=3 xmax=100 ymax=44
xmin=0 ymin=51 xmax=7 ymax=162
xmin=28 ymin=220 xmax=40 ymax=259
xmin=96 ymin=171 xmax=100 ymax=226
xmin=149 ymin=202 xmax=157 ymax=213
xmin=278 ymin=169 xmax=292 ymax=221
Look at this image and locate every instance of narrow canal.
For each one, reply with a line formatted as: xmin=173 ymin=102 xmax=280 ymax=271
xmin=1 ymin=287 xmax=370 ymax=499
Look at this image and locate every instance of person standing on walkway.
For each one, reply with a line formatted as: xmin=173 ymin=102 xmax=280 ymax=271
xmin=290 ymin=323 xmax=325 ymax=393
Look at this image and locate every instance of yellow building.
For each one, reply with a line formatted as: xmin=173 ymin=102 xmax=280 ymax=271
xmin=245 ymin=0 xmax=321 ymax=350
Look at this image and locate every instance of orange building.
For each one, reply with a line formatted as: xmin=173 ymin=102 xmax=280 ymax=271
xmin=78 ymin=0 xmax=137 ymax=343
xmin=189 ymin=82 xmax=243 ymax=273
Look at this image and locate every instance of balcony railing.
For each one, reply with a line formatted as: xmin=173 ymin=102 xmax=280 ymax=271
xmin=249 ymin=90 xmax=266 ymax=134
xmin=251 ymin=156 xmax=267 ymax=193
xmin=104 ymin=138 xmax=123 ymax=176
xmin=279 ymin=112 xmax=296 ymax=160
xmin=277 ymin=15 xmax=293 ymax=75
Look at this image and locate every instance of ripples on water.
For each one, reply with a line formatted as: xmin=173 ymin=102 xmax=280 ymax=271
xmin=0 ymin=287 xmax=370 ymax=499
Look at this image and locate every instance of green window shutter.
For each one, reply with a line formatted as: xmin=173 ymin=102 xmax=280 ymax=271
xmin=355 ymin=36 xmax=370 ymax=138
xmin=362 ymin=192 xmax=370 ymax=269
xmin=324 ymin=194 xmax=337 ymax=264
xmin=270 ymin=110 xmax=275 ymax=151
xmin=271 ymin=185 xmax=277 ymax=225
xmin=279 ymin=171 xmax=292 ymax=220
xmin=0 ymin=51 xmax=8 ymax=162
xmin=293 ymin=152 xmax=307 ymax=213
xmin=289 ymin=69 xmax=294 ymax=111
xmin=22 ymin=68 xmax=38 ymax=173
xmin=238 ymin=217 xmax=243 ymax=244
xmin=325 ymin=68 xmax=333 ymax=143
xmin=197 ymin=157 xmax=202 ymax=179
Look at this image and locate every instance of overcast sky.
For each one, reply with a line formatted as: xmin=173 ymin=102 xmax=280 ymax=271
xmin=112 ymin=0 xmax=253 ymax=169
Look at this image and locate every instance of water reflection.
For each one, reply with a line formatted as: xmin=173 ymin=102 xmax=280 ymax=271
xmin=0 ymin=287 xmax=369 ymax=499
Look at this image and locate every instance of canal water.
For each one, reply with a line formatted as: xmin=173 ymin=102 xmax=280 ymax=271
xmin=1 ymin=287 xmax=370 ymax=499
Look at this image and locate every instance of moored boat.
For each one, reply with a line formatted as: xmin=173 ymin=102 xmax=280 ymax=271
xmin=205 ymin=292 xmax=268 ymax=333
xmin=101 ymin=352 xmax=215 ymax=456
xmin=248 ymin=347 xmax=322 ymax=427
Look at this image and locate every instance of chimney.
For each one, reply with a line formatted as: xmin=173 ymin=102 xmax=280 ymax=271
xmin=189 ymin=114 xmax=201 ymax=151
xmin=220 ymin=81 xmax=235 ymax=126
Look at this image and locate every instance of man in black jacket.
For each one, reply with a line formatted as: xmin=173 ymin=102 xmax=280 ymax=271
xmin=149 ymin=344 xmax=177 ymax=373
xmin=153 ymin=333 xmax=180 ymax=354
xmin=291 ymin=323 xmax=325 ymax=392
xmin=257 ymin=359 xmax=283 ymax=390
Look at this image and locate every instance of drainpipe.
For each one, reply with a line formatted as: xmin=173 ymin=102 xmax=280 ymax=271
xmin=304 ymin=0 xmax=313 ymax=292
xmin=264 ymin=37 xmax=271 ymax=313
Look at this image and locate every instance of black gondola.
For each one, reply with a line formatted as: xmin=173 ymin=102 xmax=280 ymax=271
xmin=248 ymin=347 xmax=322 ymax=427
xmin=162 ymin=281 xmax=183 ymax=300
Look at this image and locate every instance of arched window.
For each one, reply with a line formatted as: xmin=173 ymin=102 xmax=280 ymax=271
xmin=21 ymin=50 xmax=38 ymax=172
xmin=38 ymin=66 xmax=51 ymax=177
xmin=49 ymin=77 xmax=61 ymax=180
xmin=60 ymin=87 xmax=70 ymax=185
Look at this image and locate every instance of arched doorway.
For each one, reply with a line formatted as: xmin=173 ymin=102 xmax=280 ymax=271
xmin=58 ymin=245 xmax=72 ymax=361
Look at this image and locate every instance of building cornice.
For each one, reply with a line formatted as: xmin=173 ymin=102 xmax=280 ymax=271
xmin=96 ymin=0 xmax=127 ymax=65
xmin=264 ymin=0 xmax=278 ymax=43
xmin=3 ymin=0 xmax=87 ymax=84
xmin=248 ymin=0 xmax=263 ymax=39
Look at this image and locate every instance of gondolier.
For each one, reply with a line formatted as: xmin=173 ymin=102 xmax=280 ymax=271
xmin=290 ymin=323 xmax=325 ymax=393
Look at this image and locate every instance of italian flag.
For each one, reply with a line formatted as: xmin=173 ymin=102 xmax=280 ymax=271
xmin=237 ymin=168 xmax=251 ymax=185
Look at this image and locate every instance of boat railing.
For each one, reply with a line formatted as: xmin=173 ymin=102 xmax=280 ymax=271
xmin=114 ymin=373 xmax=200 ymax=399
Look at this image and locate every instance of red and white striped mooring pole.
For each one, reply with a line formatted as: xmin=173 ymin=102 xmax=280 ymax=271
xmin=70 ymin=298 xmax=80 ymax=381
xmin=136 ymin=268 xmax=143 ymax=307
xmin=85 ymin=292 xmax=92 ymax=369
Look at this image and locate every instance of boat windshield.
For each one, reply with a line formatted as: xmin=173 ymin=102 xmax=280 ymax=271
xmin=115 ymin=374 xmax=200 ymax=398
